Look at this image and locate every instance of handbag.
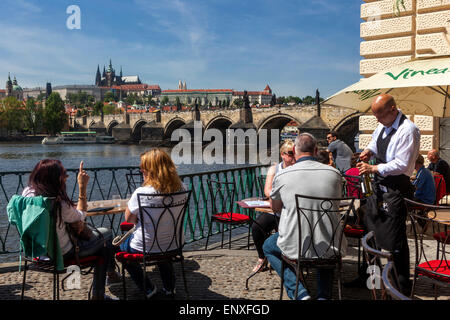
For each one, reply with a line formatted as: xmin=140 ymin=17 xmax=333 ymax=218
xmin=67 ymin=220 xmax=94 ymax=241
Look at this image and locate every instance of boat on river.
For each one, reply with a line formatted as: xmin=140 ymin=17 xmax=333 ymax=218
xmin=42 ymin=131 xmax=115 ymax=145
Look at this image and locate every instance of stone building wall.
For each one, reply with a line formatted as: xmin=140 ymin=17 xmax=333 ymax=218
xmin=358 ymin=0 xmax=450 ymax=159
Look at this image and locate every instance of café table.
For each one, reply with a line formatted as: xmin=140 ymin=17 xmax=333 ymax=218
xmin=86 ymin=199 xmax=129 ymax=235
xmin=428 ymin=209 xmax=450 ymax=226
xmin=236 ymin=197 xmax=276 ymax=290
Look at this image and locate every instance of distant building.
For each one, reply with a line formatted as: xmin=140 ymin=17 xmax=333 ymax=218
xmin=95 ymin=59 xmax=141 ymax=87
xmin=161 ymin=82 xmax=273 ymax=106
xmin=5 ymin=73 xmax=23 ymax=100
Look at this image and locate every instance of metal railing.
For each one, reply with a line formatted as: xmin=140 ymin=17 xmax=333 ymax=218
xmin=0 ymin=165 xmax=269 ymax=258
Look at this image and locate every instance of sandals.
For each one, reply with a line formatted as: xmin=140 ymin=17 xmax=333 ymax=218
xmin=252 ymin=258 xmax=268 ymax=273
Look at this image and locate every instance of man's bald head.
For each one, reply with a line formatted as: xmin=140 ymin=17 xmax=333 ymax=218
xmin=427 ymin=149 xmax=439 ymax=163
xmin=371 ymin=94 xmax=399 ymax=127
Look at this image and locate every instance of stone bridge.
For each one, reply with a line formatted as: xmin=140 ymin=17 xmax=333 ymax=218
xmin=70 ymin=105 xmax=361 ymax=148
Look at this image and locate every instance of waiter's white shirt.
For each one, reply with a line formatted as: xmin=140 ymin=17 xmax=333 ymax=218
xmin=366 ymin=111 xmax=420 ymax=177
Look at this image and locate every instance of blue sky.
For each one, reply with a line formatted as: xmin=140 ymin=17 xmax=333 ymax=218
xmin=0 ymin=0 xmax=362 ymax=98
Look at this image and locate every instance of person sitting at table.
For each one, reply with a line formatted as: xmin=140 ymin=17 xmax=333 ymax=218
xmin=251 ymin=139 xmax=296 ymax=273
xmin=427 ymin=149 xmax=450 ymax=193
xmin=317 ymin=149 xmax=334 ymax=167
xmin=413 ymin=154 xmax=436 ymax=205
xmin=343 ymin=153 xmax=362 ymax=199
xmin=22 ymin=159 xmax=120 ymax=300
xmin=263 ymin=133 xmax=344 ymax=300
xmin=119 ymin=148 xmax=187 ymax=298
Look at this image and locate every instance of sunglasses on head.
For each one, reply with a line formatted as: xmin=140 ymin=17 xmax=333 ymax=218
xmin=283 ymin=151 xmax=294 ymax=156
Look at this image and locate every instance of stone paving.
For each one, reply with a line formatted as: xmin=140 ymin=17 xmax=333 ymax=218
xmin=0 ymin=231 xmax=448 ymax=301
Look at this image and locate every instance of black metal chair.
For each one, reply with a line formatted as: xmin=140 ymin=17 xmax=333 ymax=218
xmin=10 ymin=196 xmax=103 ymax=300
xmin=257 ymin=175 xmax=267 ymax=199
xmin=361 ymin=231 xmax=393 ymax=300
xmin=342 ymin=174 xmax=365 ymax=271
xmin=115 ymin=190 xmax=192 ymax=300
xmin=125 ymin=172 xmax=143 ymax=197
xmin=404 ymin=198 xmax=450 ymax=300
xmin=279 ymin=194 xmax=355 ymax=300
xmin=204 ymin=180 xmax=252 ymax=250
xmin=382 ymin=261 xmax=412 ymax=300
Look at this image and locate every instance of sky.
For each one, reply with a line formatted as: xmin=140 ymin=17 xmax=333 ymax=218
xmin=0 ymin=0 xmax=362 ymax=98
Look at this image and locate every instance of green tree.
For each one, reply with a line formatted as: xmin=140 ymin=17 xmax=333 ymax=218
xmin=103 ymin=91 xmax=115 ymax=103
xmin=233 ymin=98 xmax=243 ymax=108
xmin=302 ymin=95 xmax=315 ymax=105
xmin=0 ymin=97 xmax=24 ymax=134
xmin=24 ymin=98 xmax=44 ymax=135
xmin=103 ymin=104 xmax=116 ymax=115
xmin=43 ymin=92 xmax=67 ymax=135
xmin=93 ymin=101 xmax=104 ymax=116
xmin=161 ymin=96 xmax=169 ymax=106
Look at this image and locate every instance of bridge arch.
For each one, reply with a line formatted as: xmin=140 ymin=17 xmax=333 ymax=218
xmin=257 ymin=113 xmax=302 ymax=133
xmin=131 ymin=120 xmax=147 ymax=142
xmin=88 ymin=120 xmax=96 ymax=128
xmin=107 ymin=120 xmax=119 ymax=136
xmin=332 ymin=112 xmax=362 ymax=152
xmin=164 ymin=117 xmax=186 ymax=140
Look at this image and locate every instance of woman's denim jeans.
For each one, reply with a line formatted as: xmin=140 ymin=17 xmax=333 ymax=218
xmin=63 ymin=227 xmax=115 ymax=298
xmin=263 ymin=233 xmax=334 ymax=300
xmin=119 ymin=236 xmax=175 ymax=294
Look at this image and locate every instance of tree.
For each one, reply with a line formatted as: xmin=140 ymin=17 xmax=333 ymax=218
xmin=103 ymin=104 xmax=116 ymax=115
xmin=24 ymin=98 xmax=44 ymax=135
xmin=302 ymin=95 xmax=315 ymax=105
xmin=161 ymin=96 xmax=169 ymax=106
xmin=93 ymin=101 xmax=103 ymax=116
xmin=175 ymin=97 xmax=181 ymax=111
xmin=233 ymin=98 xmax=243 ymax=108
xmin=43 ymin=92 xmax=67 ymax=135
xmin=103 ymin=91 xmax=115 ymax=103
xmin=0 ymin=97 xmax=24 ymax=134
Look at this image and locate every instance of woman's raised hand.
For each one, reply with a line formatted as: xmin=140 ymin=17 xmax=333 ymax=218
xmin=77 ymin=161 xmax=90 ymax=190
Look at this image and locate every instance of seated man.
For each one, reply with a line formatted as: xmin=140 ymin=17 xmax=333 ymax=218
xmin=427 ymin=149 xmax=450 ymax=193
xmin=413 ymin=155 xmax=436 ymax=205
xmin=263 ymin=133 xmax=344 ymax=300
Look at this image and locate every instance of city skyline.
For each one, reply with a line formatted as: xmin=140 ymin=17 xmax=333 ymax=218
xmin=0 ymin=0 xmax=362 ymax=98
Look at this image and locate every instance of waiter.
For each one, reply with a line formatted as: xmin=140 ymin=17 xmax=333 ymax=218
xmin=357 ymin=94 xmax=420 ymax=295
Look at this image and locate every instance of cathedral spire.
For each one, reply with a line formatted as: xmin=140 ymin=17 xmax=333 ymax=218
xmin=95 ymin=65 xmax=101 ymax=86
xmin=120 ymin=65 xmax=123 ymax=77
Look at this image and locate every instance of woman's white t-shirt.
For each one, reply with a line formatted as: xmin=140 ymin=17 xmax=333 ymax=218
xmin=127 ymin=185 xmax=187 ymax=253
xmin=22 ymin=187 xmax=86 ymax=255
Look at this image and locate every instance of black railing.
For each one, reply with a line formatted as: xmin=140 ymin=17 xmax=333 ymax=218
xmin=0 ymin=165 xmax=269 ymax=259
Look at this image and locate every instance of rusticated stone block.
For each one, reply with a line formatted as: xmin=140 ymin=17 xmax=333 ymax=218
xmin=359 ymin=115 xmax=379 ymax=131
xmin=360 ymin=36 xmax=413 ymax=58
xmin=417 ymin=0 xmax=450 ymax=13
xmin=361 ymin=16 xmax=413 ymax=40
xmin=359 ymin=134 xmax=373 ymax=150
xmin=414 ymin=115 xmax=434 ymax=131
xmin=420 ymin=135 xmax=435 ymax=151
xmin=416 ymin=10 xmax=450 ymax=33
xmin=416 ymin=33 xmax=450 ymax=55
xmin=361 ymin=0 xmax=413 ymax=20
xmin=360 ymin=56 xmax=412 ymax=77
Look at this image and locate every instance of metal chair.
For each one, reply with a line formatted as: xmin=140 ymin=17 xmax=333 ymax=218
xmin=404 ymin=198 xmax=450 ymax=300
xmin=382 ymin=261 xmax=412 ymax=300
xmin=8 ymin=196 xmax=103 ymax=300
xmin=256 ymin=175 xmax=267 ymax=199
xmin=342 ymin=174 xmax=365 ymax=271
xmin=279 ymin=194 xmax=355 ymax=300
xmin=125 ymin=172 xmax=143 ymax=197
xmin=115 ymin=190 xmax=192 ymax=300
xmin=361 ymin=231 xmax=393 ymax=300
xmin=204 ymin=179 xmax=252 ymax=250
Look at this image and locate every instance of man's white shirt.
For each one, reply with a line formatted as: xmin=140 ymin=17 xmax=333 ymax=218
xmin=366 ymin=111 xmax=420 ymax=177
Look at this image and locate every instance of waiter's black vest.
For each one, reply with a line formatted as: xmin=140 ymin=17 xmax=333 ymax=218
xmin=373 ymin=114 xmax=414 ymax=198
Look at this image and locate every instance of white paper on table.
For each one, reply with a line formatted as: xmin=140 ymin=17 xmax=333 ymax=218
xmin=243 ymin=200 xmax=270 ymax=207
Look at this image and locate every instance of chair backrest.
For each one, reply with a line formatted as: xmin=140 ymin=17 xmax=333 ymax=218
xmin=206 ymin=179 xmax=237 ymax=216
xmin=125 ymin=172 xmax=143 ymax=197
xmin=404 ymin=198 xmax=450 ymax=283
xmin=434 ymin=175 xmax=446 ymax=205
xmin=136 ymin=190 xmax=192 ymax=254
xmin=361 ymin=231 xmax=393 ymax=300
xmin=342 ymin=174 xmax=363 ymax=199
xmin=293 ymin=194 xmax=355 ymax=261
xmin=257 ymin=175 xmax=267 ymax=198
xmin=382 ymin=261 xmax=412 ymax=300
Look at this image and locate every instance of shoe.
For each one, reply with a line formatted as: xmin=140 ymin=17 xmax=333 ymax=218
xmin=300 ymin=295 xmax=311 ymax=300
xmin=106 ymin=271 xmax=122 ymax=287
xmin=146 ymin=284 xmax=158 ymax=299
xmin=343 ymin=277 xmax=367 ymax=289
xmin=162 ymin=287 xmax=176 ymax=298
xmin=91 ymin=294 xmax=119 ymax=300
xmin=252 ymin=258 xmax=268 ymax=273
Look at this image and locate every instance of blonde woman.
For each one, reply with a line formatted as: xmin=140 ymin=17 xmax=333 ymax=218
xmin=251 ymin=139 xmax=296 ymax=273
xmin=120 ymin=149 xmax=185 ymax=299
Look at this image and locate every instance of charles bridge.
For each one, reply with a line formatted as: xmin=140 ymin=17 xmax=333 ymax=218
xmin=71 ymin=104 xmax=362 ymax=147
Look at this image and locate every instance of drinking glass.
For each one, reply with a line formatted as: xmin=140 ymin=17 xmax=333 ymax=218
xmin=112 ymin=194 xmax=122 ymax=207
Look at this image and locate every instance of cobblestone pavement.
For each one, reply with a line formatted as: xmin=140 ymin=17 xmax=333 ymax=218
xmin=0 ymin=233 xmax=448 ymax=301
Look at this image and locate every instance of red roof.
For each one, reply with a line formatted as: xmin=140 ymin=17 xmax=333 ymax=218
xmin=233 ymin=91 xmax=272 ymax=96
xmin=105 ymin=84 xmax=161 ymax=91
xmin=162 ymin=89 xmax=233 ymax=93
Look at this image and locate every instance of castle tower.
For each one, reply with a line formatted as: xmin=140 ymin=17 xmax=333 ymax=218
xmin=95 ymin=65 xmax=101 ymax=86
xmin=183 ymin=81 xmax=187 ymax=90
xmin=6 ymin=73 xmax=12 ymax=96
xmin=178 ymin=80 xmax=183 ymax=90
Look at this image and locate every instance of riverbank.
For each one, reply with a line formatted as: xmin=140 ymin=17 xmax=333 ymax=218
xmin=0 ymin=134 xmax=46 ymax=143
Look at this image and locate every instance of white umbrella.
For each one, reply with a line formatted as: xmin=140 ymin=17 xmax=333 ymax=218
xmin=324 ymin=55 xmax=450 ymax=117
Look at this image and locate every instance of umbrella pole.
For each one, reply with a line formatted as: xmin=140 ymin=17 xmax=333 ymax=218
xmin=444 ymin=86 xmax=448 ymax=118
